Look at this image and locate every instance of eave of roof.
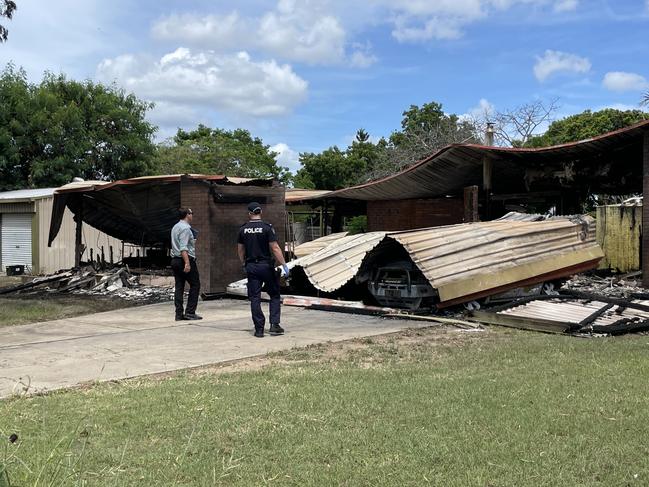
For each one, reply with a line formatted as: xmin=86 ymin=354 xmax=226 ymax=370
xmin=55 ymin=174 xmax=274 ymax=194
xmin=317 ymin=119 xmax=649 ymax=201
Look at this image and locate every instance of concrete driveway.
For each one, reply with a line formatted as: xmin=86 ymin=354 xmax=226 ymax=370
xmin=0 ymin=299 xmax=430 ymax=398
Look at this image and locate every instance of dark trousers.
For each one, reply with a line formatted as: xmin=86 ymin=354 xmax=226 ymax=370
xmin=171 ymin=257 xmax=200 ymax=316
xmin=246 ymin=262 xmax=281 ymax=331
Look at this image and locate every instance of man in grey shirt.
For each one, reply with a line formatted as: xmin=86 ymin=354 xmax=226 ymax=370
xmin=170 ymin=208 xmax=201 ymax=320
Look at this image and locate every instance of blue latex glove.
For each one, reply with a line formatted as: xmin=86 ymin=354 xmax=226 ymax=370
xmin=280 ymin=264 xmax=290 ymax=278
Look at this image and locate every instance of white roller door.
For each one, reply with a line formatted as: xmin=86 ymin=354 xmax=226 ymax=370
xmin=1 ymin=213 xmax=33 ymax=269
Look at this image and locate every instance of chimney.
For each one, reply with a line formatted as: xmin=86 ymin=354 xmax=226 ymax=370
xmin=485 ymin=122 xmax=495 ymax=146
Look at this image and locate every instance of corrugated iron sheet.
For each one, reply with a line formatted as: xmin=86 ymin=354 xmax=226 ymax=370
xmin=0 ymin=188 xmax=56 ymax=201
xmin=310 ymin=120 xmax=649 ymax=201
xmin=291 ymin=217 xmax=603 ymax=305
xmin=286 ymin=189 xmax=332 ymax=202
xmin=55 ymin=174 xmax=270 ymax=194
xmin=391 ymin=217 xmax=601 ymax=303
xmin=492 ymin=298 xmax=649 ymax=334
xmin=295 ymin=232 xmax=386 ymax=292
xmin=293 ymin=232 xmax=349 ymax=258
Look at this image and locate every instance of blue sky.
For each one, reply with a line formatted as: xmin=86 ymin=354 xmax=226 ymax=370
xmin=1 ymin=0 xmax=648 ymax=173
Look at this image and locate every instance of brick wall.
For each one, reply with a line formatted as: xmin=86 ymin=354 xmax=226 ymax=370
xmin=367 ymin=198 xmax=464 ymax=231
xmin=181 ymin=178 xmax=285 ymax=293
xmin=643 ymin=131 xmax=649 ymax=287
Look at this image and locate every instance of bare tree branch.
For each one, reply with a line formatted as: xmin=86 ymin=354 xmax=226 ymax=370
xmin=471 ymin=98 xmax=560 ymax=147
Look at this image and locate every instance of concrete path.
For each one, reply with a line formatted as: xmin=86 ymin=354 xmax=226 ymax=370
xmin=0 ymin=299 xmax=429 ymax=398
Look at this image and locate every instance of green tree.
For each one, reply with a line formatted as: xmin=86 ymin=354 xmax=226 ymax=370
xmin=293 ymin=101 xmax=478 ymax=190
xmin=294 ymin=146 xmax=366 ymax=190
xmin=0 ymin=65 xmax=156 ymax=190
xmin=384 ymin=101 xmax=478 ymax=175
xmin=0 ymin=0 xmax=16 ymax=42
xmin=526 ymin=108 xmax=649 ymax=147
xmin=151 ymin=125 xmax=290 ymax=183
xmin=293 ymin=129 xmax=389 ymax=190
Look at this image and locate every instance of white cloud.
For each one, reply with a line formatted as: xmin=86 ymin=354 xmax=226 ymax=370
xmin=97 ymin=48 xmax=308 ymax=118
xmin=603 ymin=71 xmax=649 ymax=92
xmin=0 ymin=0 xmax=127 ymax=80
xmin=392 ymin=16 xmax=465 ymax=42
xmin=385 ymin=0 xmax=580 ymax=43
xmin=349 ymin=42 xmax=378 ymax=68
xmin=533 ymin=50 xmax=591 ymax=82
xmin=151 ymin=3 xmax=367 ymax=67
xmin=270 ymin=143 xmax=300 ymax=172
xmin=462 ymin=98 xmax=496 ymax=121
xmin=151 ymin=12 xmax=248 ymax=50
xmin=553 ymin=0 xmax=578 ymax=12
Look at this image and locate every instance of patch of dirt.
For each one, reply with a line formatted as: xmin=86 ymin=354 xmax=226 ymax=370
xmin=134 ymin=324 xmax=496 ymax=385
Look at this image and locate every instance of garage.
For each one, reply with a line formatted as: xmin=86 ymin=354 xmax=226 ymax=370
xmin=0 ymin=188 xmax=125 ymax=275
xmin=0 ymin=213 xmax=33 ymax=270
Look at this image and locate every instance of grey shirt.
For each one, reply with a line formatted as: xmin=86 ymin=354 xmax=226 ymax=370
xmin=171 ymin=220 xmax=196 ymax=259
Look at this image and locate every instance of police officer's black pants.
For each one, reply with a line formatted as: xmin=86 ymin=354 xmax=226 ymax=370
xmin=171 ymin=257 xmax=200 ymax=316
xmin=246 ymin=262 xmax=281 ymax=332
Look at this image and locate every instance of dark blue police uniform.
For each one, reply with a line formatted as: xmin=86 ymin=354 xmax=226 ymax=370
xmin=238 ymin=220 xmax=281 ymax=334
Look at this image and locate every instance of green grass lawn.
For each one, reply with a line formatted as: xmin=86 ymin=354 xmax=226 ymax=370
xmin=2 ymin=327 xmax=649 ymax=486
xmin=0 ymin=296 xmax=137 ymax=328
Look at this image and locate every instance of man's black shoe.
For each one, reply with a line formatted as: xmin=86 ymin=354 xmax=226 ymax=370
xmin=269 ymin=324 xmax=285 ymax=335
xmin=184 ymin=313 xmax=203 ymax=320
xmin=254 ymin=330 xmax=264 ymax=338
xmin=175 ymin=315 xmax=188 ymax=321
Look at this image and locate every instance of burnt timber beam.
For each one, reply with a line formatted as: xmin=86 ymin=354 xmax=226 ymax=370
xmin=74 ymin=201 xmax=83 ymax=268
xmin=463 ymin=185 xmax=479 ymax=222
xmin=644 ymin=129 xmax=649 ymax=287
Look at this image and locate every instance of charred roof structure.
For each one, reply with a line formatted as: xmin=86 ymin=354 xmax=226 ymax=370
xmin=291 ymin=120 xmax=649 ymax=285
xmin=48 ymin=174 xmax=285 ymax=294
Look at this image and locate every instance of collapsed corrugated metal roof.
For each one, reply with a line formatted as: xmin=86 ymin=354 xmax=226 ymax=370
xmin=290 ymin=216 xmax=603 ymax=307
xmin=295 ymin=120 xmax=649 ymax=202
xmin=296 ymin=232 xmax=387 ymax=291
xmin=472 ymin=297 xmax=649 ymax=334
xmin=48 ymin=174 xmax=275 ymax=247
xmin=293 ymin=232 xmax=348 ymax=258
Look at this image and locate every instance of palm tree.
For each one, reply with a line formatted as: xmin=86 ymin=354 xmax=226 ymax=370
xmin=642 ymin=91 xmax=649 ymax=107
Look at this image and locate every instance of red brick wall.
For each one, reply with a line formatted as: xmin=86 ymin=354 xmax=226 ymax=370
xmin=181 ymin=178 xmax=285 ymax=293
xmin=643 ymin=130 xmax=649 ymax=287
xmin=367 ymin=198 xmax=464 ymax=231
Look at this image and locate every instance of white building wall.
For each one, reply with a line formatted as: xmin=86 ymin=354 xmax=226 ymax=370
xmin=36 ymin=197 xmax=127 ymax=274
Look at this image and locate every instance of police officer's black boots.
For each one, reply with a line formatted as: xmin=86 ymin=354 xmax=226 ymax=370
xmin=254 ymin=329 xmax=264 ymax=338
xmin=269 ymin=324 xmax=285 ymax=335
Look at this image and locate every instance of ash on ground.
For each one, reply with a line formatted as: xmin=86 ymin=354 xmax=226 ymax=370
xmin=561 ymin=271 xmax=644 ymax=299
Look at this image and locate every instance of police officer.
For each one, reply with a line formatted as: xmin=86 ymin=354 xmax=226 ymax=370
xmin=237 ymin=202 xmax=289 ymax=338
xmin=170 ymin=208 xmax=202 ymax=321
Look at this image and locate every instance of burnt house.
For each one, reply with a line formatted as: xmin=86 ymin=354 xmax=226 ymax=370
xmin=48 ymin=174 xmax=285 ymax=294
xmin=292 ymin=120 xmax=649 ymax=283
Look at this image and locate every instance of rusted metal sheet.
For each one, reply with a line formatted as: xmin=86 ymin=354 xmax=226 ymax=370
xmin=311 ymin=120 xmax=649 ymax=201
xmin=291 ymin=217 xmax=603 ymax=306
xmin=293 ymin=232 xmax=349 ymax=258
